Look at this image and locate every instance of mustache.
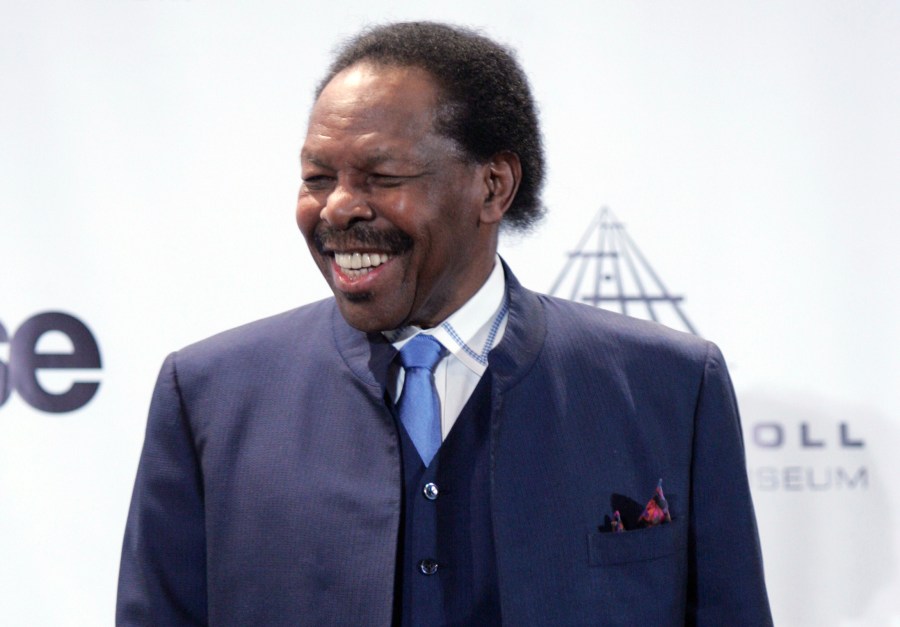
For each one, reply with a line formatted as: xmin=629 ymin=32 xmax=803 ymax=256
xmin=313 ymin=223 xmax=414 ymax=256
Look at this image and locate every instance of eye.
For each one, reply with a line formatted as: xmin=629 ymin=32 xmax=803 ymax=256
xmin=302 ymin=175 xmax=335 ymax=192
xmin=369 ymin=173 xmax=407 ymax=188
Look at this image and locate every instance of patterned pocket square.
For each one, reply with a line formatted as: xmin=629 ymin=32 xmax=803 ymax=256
xmin=610 ymin=478 xmax=672 ymax=533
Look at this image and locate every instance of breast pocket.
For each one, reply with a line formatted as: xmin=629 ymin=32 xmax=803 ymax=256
xmin=586 ymin=516 xmax=687 ymax=566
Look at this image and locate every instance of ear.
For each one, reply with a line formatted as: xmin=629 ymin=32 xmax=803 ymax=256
xmin=479 ymin=151 xmax=521 ymax=225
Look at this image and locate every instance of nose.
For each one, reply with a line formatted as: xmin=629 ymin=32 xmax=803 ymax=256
xmin=319 ymin=178 xmax=373 ymax=229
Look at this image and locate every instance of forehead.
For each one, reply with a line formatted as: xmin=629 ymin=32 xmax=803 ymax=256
xmin=302 ymin=63 xmax=448 ymax=164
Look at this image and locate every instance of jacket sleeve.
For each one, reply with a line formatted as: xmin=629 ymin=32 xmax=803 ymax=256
xmin=687 ymin=342 xmax=773 ymax=625
xmin=116 ymin=353 xmax=208 ymax=626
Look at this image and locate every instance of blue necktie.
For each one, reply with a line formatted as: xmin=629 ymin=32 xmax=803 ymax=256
xmin=398 ymin=335 xmax=443 ymax=467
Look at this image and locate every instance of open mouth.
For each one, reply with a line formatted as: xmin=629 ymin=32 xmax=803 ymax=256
xmin=334 ymin=251 xmax=391 ymax=270
xmin=314 ymin=224 xmax=412 ymax=285
xmin=332 ymin=251 xmax=393 ymax=278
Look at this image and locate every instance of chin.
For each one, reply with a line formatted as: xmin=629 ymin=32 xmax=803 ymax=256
xmin=335 ymin=297 xmax=403 ymax=334
xmin=341 ymin=315 xmax=398 ymax=334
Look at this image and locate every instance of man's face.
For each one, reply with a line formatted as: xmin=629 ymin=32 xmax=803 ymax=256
xmin=297 ymin=62 xmax=500 ymax=332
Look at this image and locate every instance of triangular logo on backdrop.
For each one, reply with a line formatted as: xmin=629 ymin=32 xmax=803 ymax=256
xmin=548 ymin=207 xmax=699 ymax=336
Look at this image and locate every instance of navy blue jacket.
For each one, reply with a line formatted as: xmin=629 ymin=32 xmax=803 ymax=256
xmin=117 ymin=267 xmax=772 ymax=625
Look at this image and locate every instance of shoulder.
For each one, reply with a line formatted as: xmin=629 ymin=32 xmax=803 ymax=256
xmin=499 ymin=267 xmax=717 ymax=387
xmin=529 ymin=292 xmax=717 ymax=379
xmin=171 ymin=298 xmax=338 ymax=375
xmin=539 ymin=294 xmax=707 ymax=352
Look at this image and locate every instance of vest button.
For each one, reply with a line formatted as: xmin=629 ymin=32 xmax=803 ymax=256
xmin=423 ymin=482 xmax=439 ymax=500
xmin=418 ymin=559 xmax=439 ymax=575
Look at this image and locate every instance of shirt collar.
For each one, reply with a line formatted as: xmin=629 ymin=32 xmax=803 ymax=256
xmin=384 ymin=257 xmax=508 ymax=375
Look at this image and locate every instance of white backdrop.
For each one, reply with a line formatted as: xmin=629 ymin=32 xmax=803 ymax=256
xmin=2 ymin=2 xmax=898 ymax=625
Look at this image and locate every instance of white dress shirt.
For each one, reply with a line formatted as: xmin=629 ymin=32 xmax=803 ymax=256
xmin=385 ymin=258 xmax=508 ymax=440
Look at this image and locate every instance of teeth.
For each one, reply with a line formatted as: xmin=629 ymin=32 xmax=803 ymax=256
xmin=334 ymin=252 xmax=391 ymax=270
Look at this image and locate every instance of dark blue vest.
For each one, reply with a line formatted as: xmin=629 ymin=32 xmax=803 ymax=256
xmin=393 ymin=372 xmax=501 ymax=626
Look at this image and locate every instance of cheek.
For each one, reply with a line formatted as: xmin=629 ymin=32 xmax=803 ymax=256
xmin=295 ymin=193 xmax=321 ymax=238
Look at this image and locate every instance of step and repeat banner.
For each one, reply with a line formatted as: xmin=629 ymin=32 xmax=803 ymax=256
xmin=2 ymin=2 xmax=898 ymax=625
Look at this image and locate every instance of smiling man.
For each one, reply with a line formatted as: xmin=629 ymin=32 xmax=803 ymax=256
xmin=296 ymin=62 xmax=514 ymax=332
xmin=117 ymin=22 xmax=772 ymax=626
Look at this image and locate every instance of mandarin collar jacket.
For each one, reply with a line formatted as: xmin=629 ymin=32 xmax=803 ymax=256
xmin=117 ymin=263 xmax=772 ymax=626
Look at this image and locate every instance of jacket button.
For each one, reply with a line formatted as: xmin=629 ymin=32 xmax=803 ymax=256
xmin=418 ymin=559 xmax=439 ymax=575
xmin=423 ymin=482 xmax=439 ymax=500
